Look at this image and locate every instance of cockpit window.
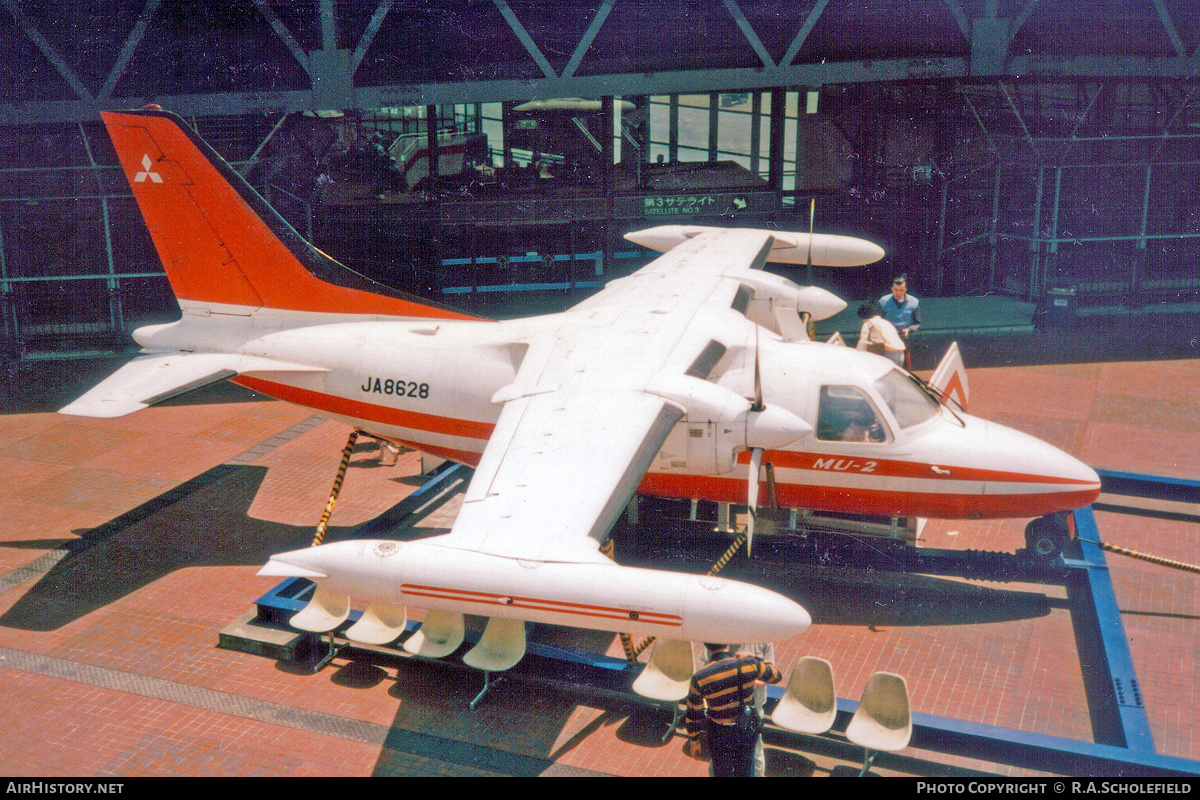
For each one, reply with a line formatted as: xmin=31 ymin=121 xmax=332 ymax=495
xmin=816 ymin=385 xmax=889 ymax=443
xmin=873 ymin=369 xmax=940 ymax=429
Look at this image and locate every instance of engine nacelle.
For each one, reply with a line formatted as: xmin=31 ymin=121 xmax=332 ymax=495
xmin=647 ymin=374 xmax=811 ymax=475
xmin=737 ymin=272 xmax=846 ymax=322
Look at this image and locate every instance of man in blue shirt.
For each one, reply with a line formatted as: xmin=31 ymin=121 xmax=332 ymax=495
xmin=880 ymin=275 xmax=921 ymax=367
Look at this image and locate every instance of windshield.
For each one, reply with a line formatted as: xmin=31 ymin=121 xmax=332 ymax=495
xmin=873 ymin=369 xmax=940 ymax=429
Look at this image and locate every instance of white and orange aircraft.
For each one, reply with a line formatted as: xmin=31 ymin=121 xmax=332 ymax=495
xmin=61 ymin=109 xmax=1100 ymax=669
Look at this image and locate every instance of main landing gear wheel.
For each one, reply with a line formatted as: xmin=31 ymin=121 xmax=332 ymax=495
xmin=1024 ymin=513 xmax=1070 ymax=561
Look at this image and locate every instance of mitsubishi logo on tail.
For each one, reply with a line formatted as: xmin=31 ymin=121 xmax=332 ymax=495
xmin=134 ymin=154 xmax=163 ymax=183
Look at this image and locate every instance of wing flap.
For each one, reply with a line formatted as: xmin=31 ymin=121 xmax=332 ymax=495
xmin=435 ymin=391 xmax=683 ymax=563
xmin=59 ymin=352 xmax=326 ymax=418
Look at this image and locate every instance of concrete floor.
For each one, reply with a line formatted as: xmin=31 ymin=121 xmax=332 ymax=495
xmin=0 ymin=342 xmax=1197 ymax=777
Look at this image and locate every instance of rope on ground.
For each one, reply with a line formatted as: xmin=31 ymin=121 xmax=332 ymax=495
xmin=707 ymin=532 xmax=748 ymax=577
xmin=627 ymin=531 xmax=751 ymax=663
xmin=311 ymin=429 xmax=360 ymax=547
xmin=1099 ymin=541 xmax=1200 ymax=575
xmin=600 ymin=539 xmax=643 ymax=663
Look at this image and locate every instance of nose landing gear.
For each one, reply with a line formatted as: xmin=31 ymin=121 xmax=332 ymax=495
xmin=1024 ymin=512 xmax=1072 ymax=561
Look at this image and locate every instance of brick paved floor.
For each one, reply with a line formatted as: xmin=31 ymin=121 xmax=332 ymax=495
xmin=0 ymin=360 xmax=1196 ymax=777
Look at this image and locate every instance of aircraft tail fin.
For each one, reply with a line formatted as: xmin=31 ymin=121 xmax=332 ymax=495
xmin=101 ymin=109 xmax=475 ymax=320
xmin=928 ymin=341 xmax=969 ymax=411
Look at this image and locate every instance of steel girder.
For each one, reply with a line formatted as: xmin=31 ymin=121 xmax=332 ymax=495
xmin=2 ymin=0 xmax=1200 ymax=125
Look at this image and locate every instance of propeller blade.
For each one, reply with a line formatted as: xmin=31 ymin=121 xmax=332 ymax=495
xmin=747 ymin=446 xmax=764 ymax=557
xmin=752 ymin=318 xmax=764 ymax=412
xmin=806 ymin=197 xmax=815 ymax=284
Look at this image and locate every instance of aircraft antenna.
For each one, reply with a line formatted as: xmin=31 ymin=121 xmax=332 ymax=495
xmin=805 ymin=197 xmax=815 ymax=285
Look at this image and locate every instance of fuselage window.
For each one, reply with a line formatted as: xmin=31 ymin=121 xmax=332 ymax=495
xmin=816 ymin=385 xmax=889 ymax=443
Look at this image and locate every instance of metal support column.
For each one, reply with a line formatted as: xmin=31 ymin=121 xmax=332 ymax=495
xmin=749 ymin=91 xmax=762 ymax=176
xmin=501 ymin=101 xmax=512 ymax=169
xmin=425 ymin=104 xmax=439 ymax=196
xmin=1028 ymin=167 xmax=1045 ymax=302
xmin=0 ymin=209 xmax=14 ymax=349
xmin=601 ymin=95 xmax=614 ymax=199
xmin=1046 ymin=166 xmax=1063 ymax=294
xmin=78 ymin=123 xmax=123 ymax=338
xmin=937 ymin=179 xmax=949 ymax=294
xmin=988 ymin=161 xmax=1001 ymax=293
xmin=768 ymin=87 xmax=785 ymax=194
xmin=601 ymin=95 xmax=615 ymax=278
xmin=668 ymin=94 xmax=679 ymax=162
xmin=794 ymin=87 xmax=807 ymax=192
xmin=1135 ymin=162 xmax=1153 ymax=302
xmin=708 ymin=91 xmax=719 ymax=162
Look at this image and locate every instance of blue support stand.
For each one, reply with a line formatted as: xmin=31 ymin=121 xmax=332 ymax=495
xmin=1064 ymin=506 xmax=1155 ymax=752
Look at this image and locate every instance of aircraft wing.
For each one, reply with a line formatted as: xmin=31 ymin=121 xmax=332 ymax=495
xmin=433 ymin=391 xmax=683 ymax=563
xmin=59 ymin=352 xmax=327 ymax=418
xmin=427 ymin=229 xmax=776 ymax=563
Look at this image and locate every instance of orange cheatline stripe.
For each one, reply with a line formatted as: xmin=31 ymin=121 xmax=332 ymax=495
xmin=232 ymin=376 xmax=494 ymax=441
xmin=401 ymin=584 xmax=681 ymax=622
xmin=734 ymin=448 xmax=1099 ymax=486
xmin=638 ymin=472 xmax=1100 ymax=519
xmin=403 ymin=589 xmax=684 ymax=627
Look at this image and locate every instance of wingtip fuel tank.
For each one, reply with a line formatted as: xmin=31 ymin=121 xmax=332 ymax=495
xmin=624 ymin=225 xmax=886 ymax=267
xmin=260 ymin=539 xmax=812 ymax=646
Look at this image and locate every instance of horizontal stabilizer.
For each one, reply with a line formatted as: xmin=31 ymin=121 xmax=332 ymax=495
xmin=59 ymin=353 xmax=326 ymax=418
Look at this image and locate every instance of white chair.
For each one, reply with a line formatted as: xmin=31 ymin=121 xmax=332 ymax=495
xmin=289 ymin=584 xmax=350 ymax=632
xmin=402 ymin=609 xmax=465 ymax=658
xmin=631 ymin=639 xmax=696 ymax=742
xmin=771 ymin=657 xmax=837 ymax=735
xmin=463 ymin=617 xmax=528 ymax=710
xmin=344 ymin=601 xmax=408 ymax=645
xmin=845 ymin=671 xmax=912 ymax=776
xmin=462 ymin=616 xmax=527 ymax=673
xmin=289 ymin=585 xmax=352 ymax=671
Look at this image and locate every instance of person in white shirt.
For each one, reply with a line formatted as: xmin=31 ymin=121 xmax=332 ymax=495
xmin=856 ymin=301 xmax=906 ymax=367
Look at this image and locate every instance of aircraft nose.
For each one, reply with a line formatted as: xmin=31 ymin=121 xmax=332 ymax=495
xmin=982 ymin=420 xmax=1101 ymax=509
xmin=1023 ymin=429 xmax=1099 ymax=488
xmin=1061 ymin=450 xmax=1101 ymax=490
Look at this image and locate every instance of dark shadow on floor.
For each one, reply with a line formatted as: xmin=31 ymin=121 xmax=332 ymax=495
xmin=0 ymin=464 xmax=358 ymax=631
xmin=611 ymin=526 xmax=1052 ymax=627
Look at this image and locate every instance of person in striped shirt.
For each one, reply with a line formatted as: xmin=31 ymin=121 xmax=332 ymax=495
xmin=684 ymin=643 xmax=783 ymax=777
